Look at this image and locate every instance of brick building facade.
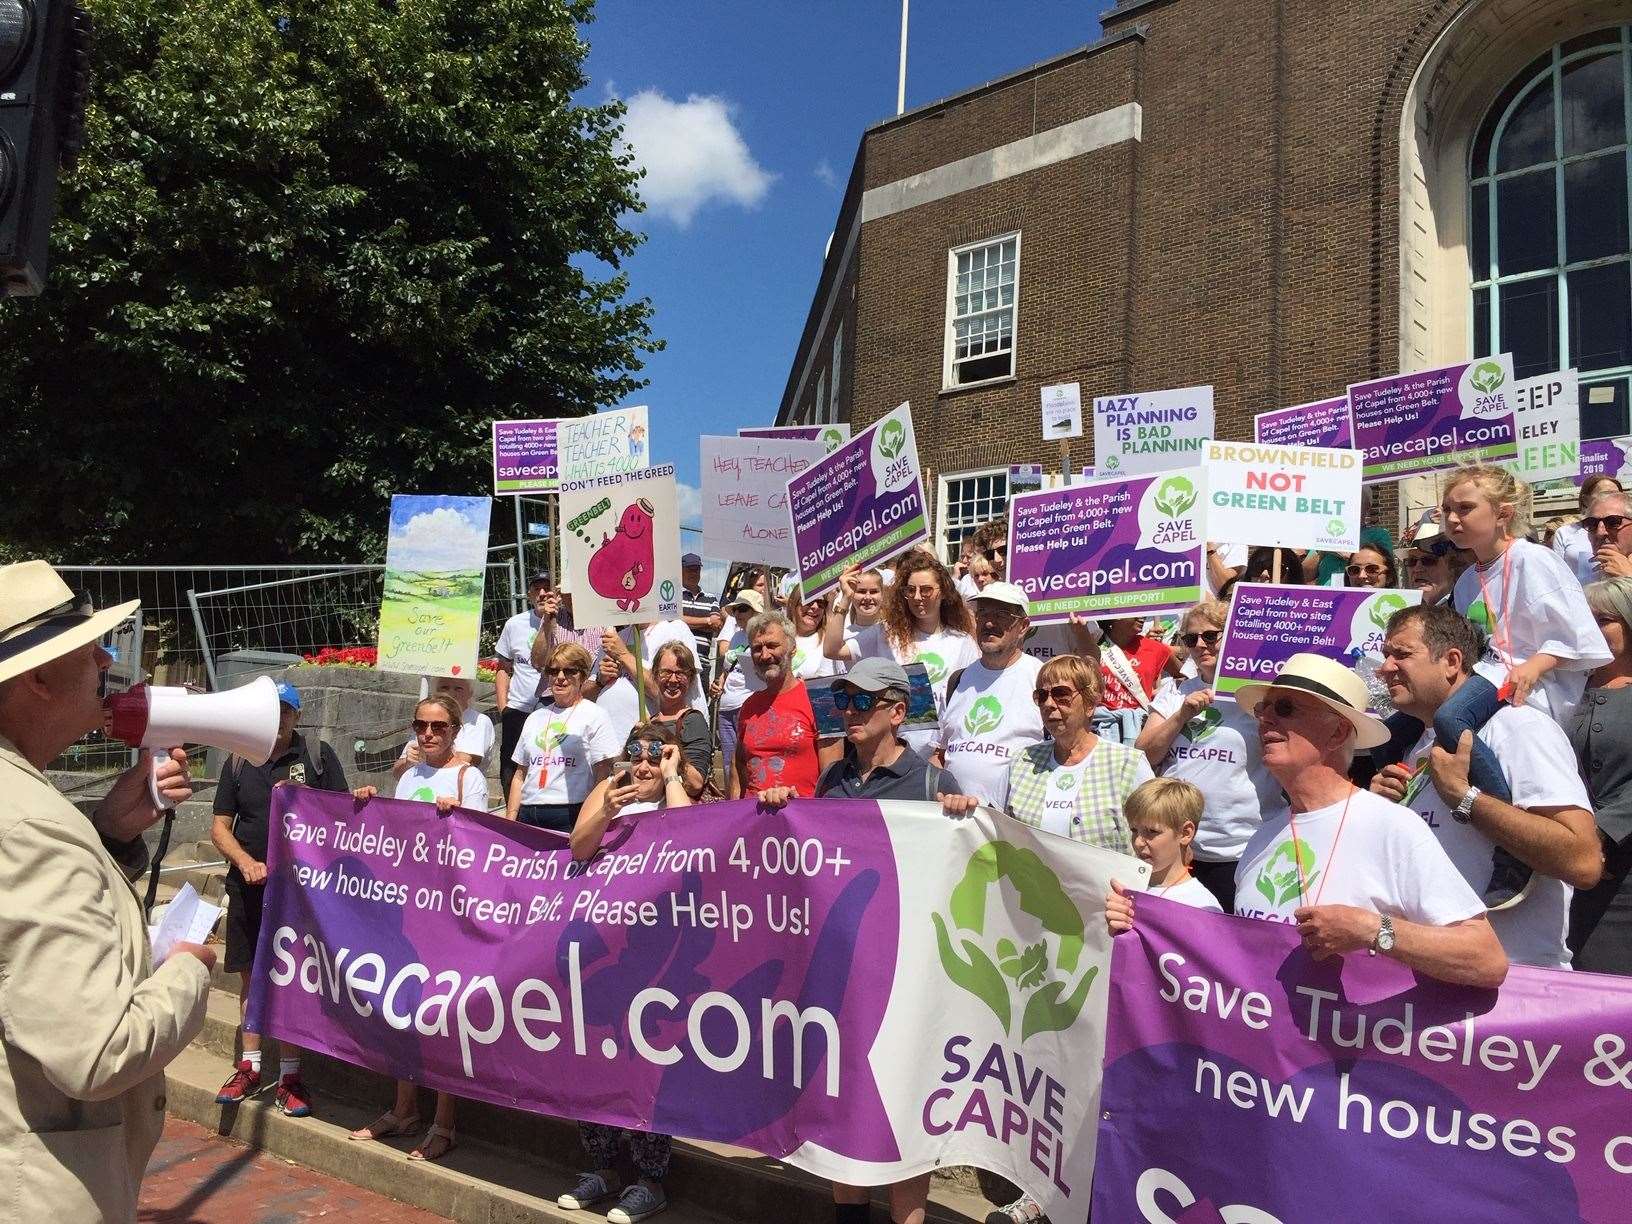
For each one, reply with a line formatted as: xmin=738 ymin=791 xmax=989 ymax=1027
xmin=775 ymin=0 xmax=1632 ymax=557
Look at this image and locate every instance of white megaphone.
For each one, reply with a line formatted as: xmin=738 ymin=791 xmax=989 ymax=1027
xmin=105 ymin=675 xmax=282 ymax=809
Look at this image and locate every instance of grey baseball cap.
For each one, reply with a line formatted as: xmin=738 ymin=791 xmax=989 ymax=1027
xmin=839 ymin=656 xmax=910 ymax=693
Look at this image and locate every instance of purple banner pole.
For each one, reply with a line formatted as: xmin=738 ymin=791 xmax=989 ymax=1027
xmin=1092 ymin=896 xmax=1632 ymax=1222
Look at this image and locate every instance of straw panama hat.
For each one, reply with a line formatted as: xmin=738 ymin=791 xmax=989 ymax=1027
xmin=1233 ymin=651 xmax=1390 ymax=750
xmin=0 ymin=561 xmax=139 ymax=687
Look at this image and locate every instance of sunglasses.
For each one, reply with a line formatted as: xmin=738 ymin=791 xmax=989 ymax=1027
xmin=624 ymin=740 xmax=666 ymax=763
xmin=982 ymin=545 xmax=1007 ymax=561
xmin=1032 ymin=685 xmax=1080 ymax=707
xmin=546 ymin=666 xmax=583 ymax=677
xmin=1253 ymin=696 xmax=1304 ymax=721
xmin=412 ymin=719 xmax=452 ymax=734
xmin=1179 ymin=630 xmax=1222 ymax=648
xmin=1584 ymin=514 xmax=1632 ymax=535
xmin=1346 ymin=564 xmax=1387 ymax=578
xmin=832 ymin=688 xmax=902 ymax=713
xmin=1404 ymin=554 xmax=1443 ymax=570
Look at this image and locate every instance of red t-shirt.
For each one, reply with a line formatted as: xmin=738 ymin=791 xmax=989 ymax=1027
xmin=738 ymin=681 xmax=820 ymax=797
xmin=1099 ymin=635 xmax=1172 ymax=711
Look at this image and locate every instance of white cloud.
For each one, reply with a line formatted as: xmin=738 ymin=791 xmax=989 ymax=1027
xmin=814 ymin=158 xmax=838 ymax=188
xmin=392 ymin=507 xmax=489 ymax=572
xmin=621 ymin=90 xmax=775 ymax=226
xmin=676 ymin=481 xmax=703 ymax=526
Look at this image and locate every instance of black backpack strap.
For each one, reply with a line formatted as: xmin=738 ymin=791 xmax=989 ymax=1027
xmin=944 ymin=666 xmax=968 ymax=702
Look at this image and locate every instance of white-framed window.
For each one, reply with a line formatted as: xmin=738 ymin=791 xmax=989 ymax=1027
xmin=1470 ymin=26 xmax=1632 ymax=436
xmin=936 ymin=467 xmax=1010 ymax=563
xmin=944 ymin=234 xmax=1020 ymax=389
xmin=828 ymin=326 xmax=843 ymax=422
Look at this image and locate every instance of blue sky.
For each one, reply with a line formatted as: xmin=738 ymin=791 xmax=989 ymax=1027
xmin=581 ymin=1 xmax=1103 ymax=533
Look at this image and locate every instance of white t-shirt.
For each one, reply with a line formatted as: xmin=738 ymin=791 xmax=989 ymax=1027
xmin=1234 ymin=789 xmax=1485 ymax=927
xmin=851 ymin=623 xmax=980 ymax=754
xmin=394 ymin=761 xmax=489 ymax=811
xmin=401 ymin=708 xmax=495 ymax=763
xmin=1149 ymin=677 xmax=1285 ymax=861
xmin=512 ymin=700 xmax=621 ymax=806
xmin=1152 ymin=874 xmax=1224 ymax=913
xmin=1402 ymin=705 xmax=1589 ymax=968
xmin=495 ymin=611 xmax=546 ymax=711
xmin=939 ymin=654 xmax=1045 ymax=808
xmin=791 ymin=632 xmax=836 ymax=682
xmin=956 ymin=573 xmax=979 ymax=600
xmin=597 ymin=620 xmax=708 ymax=747
xmin=1453 ymin=539 xmax=1611 ymax=720
xmin=1551 ymin=521 xmax=1598 ymax=587
xmin=1207 ymin=543 xmax=1248 ymax=596
xmin=715 ymin=626 xmax=765 ymax=713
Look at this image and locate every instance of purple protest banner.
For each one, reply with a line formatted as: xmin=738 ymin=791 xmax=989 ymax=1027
xmin=1007 ymin=468 xmax=1206 ymax=623
xmin=1579 ymin=436 xmax=1632 ymax=482
xmin=740 ymin=423 xmax=850 ymax=453
xmin=1348 ymin=355 xmax=1517 ymax=483
xmin=1254 ymin=397 xmax=1352 ymax=448
xmin=1092 ymin=896 xmax=1632 ymax=1222
xmin=787 ymin=403 xmax=928 ymax=599
xmin=1214 ymin=583 xmax=1421 ymax=704
xmin=492 ymin=418 xmax=558 ymax=493
xmin=247 ymin=788 xmax=1131 ymax=1219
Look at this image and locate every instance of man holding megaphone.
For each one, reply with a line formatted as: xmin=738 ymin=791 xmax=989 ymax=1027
xmin=0 ymin=561 xmax=216 ymax=1222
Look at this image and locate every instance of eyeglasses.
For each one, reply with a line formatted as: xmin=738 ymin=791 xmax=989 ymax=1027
xmin=1584 ymin=514 xmax=1632 ymax=535
xmin=546 ymin=666 xmax=583 ymax=677
xmin=975 ymin=606 xmax=1022 ymax=625
xmin=1032 ymin=685 xmax=1081 ymax=707
xmin=624 ymin=740 xmax=665 ymax=763
xmin=831 ymin=688 xmax=901 ymax=713
xmin=1179 ymin=630 xmax=1222 ymax=648
xmin=412 ymin=719 xmax=452 ymax=734
xmin=655 ymin=668 xmax=689 ymax=682
xmin=1346 ymin=564 xmax=1387 ymax=578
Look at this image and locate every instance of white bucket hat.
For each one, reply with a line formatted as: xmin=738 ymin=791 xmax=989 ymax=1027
xmin=1234 ymin=651 xmax=1390 ymax=750
xmin=0 ymin=561 xmax=139 ymax=686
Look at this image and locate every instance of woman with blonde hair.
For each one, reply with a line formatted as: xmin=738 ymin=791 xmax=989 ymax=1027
xmin=507 ymin=641 xmax=620 ymax=830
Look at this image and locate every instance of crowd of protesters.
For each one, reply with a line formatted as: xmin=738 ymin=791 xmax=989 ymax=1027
xmin=200 ymin=462 xmax=1632 ymax=1224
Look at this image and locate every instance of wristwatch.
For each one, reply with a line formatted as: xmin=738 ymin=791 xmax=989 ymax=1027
xmin=1452 ymin=785 xmax=1481 ymax=824
xmin=1369 ymin=913 xmax=1396 ymax=956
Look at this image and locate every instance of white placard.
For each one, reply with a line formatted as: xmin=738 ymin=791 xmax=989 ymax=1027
xmin=559 ymin=465 xmax=682 ymax=628
xmin=1041 ymin=382 xmax=1083 ymax=441
xmin=557 ymin=405 xmax=651 ymax=484
xmin=1506 ymin=369 xmax=1580 ymax=484
xmin=1203 ymin=439 xmax=1363 ymax=552
xmin=700 ymin=435 xmax=826 ymax=568
xmin=1093 ymin=384 xmax=1213 ymax=477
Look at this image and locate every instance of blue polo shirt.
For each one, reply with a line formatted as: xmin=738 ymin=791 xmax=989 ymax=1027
xmin=815 ymin=742 xmax=961 ymax=802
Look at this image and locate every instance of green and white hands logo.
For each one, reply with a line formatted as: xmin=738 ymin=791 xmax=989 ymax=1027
xmin=877 ymin=418 xmax=907 ymax=461
xmin=1183 ymin=706 xmax=1223 ymax=743
xmin=870 ymin=409 xmax=916 ymax=492
xmin=1053 ymin=770 xmax=1078 ymax=791
xmin=933 ymin=842 xmax=1096 ymax=1041
xmin=1253 ymin=837 xmax=1317 ymax=908
xmin=820 ymin=427 xmax=844 ymax=452
xmin=918 ymin=650 xmax=948 ymax=684
xmin=534 ymin=719 xmax=568 ymax=751
xmin=1367 ymin=592 xmax=1410 ymax=630
xmin=411 ymin=787 xmax=436 ymax=803
xmin=1153 ymin=476 xmax=1197 ymax=519
xmin=1326 ymin=517 xmax=1346 ymax=536
xmin=1469 ymin=361 xmax=1506 ymax=394
xmin=964 ymin=695 xmax=1004 ymax=735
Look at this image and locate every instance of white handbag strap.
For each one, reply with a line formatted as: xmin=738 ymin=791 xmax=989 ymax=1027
xmin=1101 ymin=642 xmax=1152 ymax=712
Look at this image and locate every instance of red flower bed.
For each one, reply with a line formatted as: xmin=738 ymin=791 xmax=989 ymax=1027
xmin=300 ymin=646 xmax=499 ymax=682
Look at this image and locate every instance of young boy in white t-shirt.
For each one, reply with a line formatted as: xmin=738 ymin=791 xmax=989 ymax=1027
xmin=1108 ymin=778 xmax=1222 ymax=930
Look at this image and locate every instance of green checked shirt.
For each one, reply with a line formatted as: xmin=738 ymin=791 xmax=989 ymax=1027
xmin=1005 ymin=739 xmax=1154 ymax=852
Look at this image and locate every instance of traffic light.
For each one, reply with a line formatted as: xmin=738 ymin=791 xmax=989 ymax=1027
xmin=0 ymin=1 xmax=90 ymax=296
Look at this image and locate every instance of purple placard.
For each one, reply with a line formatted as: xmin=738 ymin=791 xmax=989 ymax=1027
xmin=1254 ymin=397 xmax=1352 ymax=448
xmin=1348 ymin=356 xmax=1517 ymax=483
xmin=492 ymin=418 xmax=558 ymax=493
xmin=1007 ymin=469 xmax=1205 ymax=623
xmin=1092 ymin=897 xmax=1632 ymax=1222
xmin=1214 ymin=583 xmax=1420 ymax=702
xmin=740 ymin=424 xmax=850 ymax=453
xmin=1579 ymin=437 xmax=1632 ymax=481
xmin=249 ymin=788 xmax=900 ymax=1162
xmin=787 ymin=403 xmax=927 ymax=599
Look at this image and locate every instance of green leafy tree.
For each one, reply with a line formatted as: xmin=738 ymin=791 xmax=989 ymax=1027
xmin=0 ymin=0 xmax=658 ymax=562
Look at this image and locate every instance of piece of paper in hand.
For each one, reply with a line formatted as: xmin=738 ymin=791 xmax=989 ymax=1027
xmin=149 ymin=881 xmax=222 ymax=962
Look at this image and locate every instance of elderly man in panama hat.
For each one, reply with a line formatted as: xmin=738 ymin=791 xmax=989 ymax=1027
xmin=0 ymin=561 xmax=214 ymax=1222
xmin=1108 ymin=652 xmax=1508 ymax=989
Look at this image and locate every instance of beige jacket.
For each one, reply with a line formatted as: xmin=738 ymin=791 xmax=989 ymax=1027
xmin=0 ymin=738 xmax=210 ymax=1222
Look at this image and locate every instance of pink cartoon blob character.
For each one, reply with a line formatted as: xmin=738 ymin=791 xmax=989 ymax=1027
xmin=587 ymin=498 xmax=655 ymax=611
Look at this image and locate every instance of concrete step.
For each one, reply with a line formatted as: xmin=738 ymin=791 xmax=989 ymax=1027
xmin=182 ymin=988 xmax=991 ymax=1224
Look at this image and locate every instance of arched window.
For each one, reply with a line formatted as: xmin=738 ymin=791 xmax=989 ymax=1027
xmin=1471 ymin=26 xmax=1632 ymax=438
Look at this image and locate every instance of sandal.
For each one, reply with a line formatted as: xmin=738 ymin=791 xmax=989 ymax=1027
xmin=408 ymin=1123 xmax=456 ymax=1162
xmin=348 ymin=1110 xmax=420 ymax=1142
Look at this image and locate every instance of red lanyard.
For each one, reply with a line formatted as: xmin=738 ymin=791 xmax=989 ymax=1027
xmin=1287 ymin=788 xmax=1354 ymax=909
xmin=1473 ymin=543 xmax=1515 ymax=668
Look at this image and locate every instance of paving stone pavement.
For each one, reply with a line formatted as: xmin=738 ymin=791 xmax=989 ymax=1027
xmin=140 ymin=1116 xmax=450 ymax=1223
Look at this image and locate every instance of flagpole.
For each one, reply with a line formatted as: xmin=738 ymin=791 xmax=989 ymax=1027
xmin=897 ymin=0 xmax=909 ymax=115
